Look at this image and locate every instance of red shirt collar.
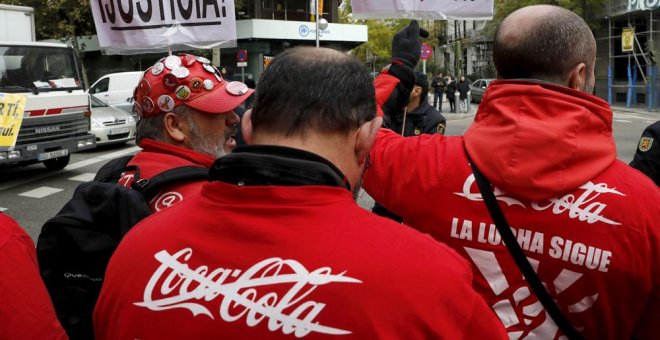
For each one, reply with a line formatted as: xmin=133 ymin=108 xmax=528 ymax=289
xmin=138 ymin=138 xmax=216 ymax=168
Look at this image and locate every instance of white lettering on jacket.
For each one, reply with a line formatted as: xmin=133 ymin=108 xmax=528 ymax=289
xmin=455 ymin=175 xmax=624 ymax=226
xmin=134 ymin=248 xmax=362 ymax=337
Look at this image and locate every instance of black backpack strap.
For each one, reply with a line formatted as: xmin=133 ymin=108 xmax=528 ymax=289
xmin=93 ymin=155 xmax=134 ymax=182
xmin=466 ymin=155 xmax=584 ymax=340
xmin=131 ymin=166 xmax=209 ymax=198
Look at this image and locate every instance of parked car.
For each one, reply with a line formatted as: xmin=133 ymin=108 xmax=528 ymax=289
xmin=88 ymin=71 xmax=142 ymax=113
xmin=470 ymin=79 xmax=494 ymax=103
xmin=90 ymin=95 xmax=136 ymax=145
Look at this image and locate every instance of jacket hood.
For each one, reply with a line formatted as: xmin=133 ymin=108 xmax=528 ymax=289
xmin=464 ymin=80 xmax=616 ymax=201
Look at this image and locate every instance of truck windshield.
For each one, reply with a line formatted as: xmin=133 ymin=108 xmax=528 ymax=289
xmin=0 ymin=45 xmax=82 ymax=92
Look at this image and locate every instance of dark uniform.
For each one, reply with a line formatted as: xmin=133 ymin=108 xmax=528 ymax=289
xmin=630 ymin=120 xmax=660 ymax=186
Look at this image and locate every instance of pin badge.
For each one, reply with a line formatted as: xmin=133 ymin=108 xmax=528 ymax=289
xmin=158 ymin=95 xmax=175 ymax=112
xmin=138 ymin=79 xmax=151 ymax=96
xmin=215 ymin=73 xmax=224 ymax=83
xmin=196 ymin=56 xmax=211 ymax=64
xmin=132 ymin=102 xmax=143 ymax=116
xmin=142 ymin=97 xmax=155 ymax=113
xmin=203 ymin=63 xmax=216 ymax=74
xmin=164 ymin=55 xmax=182 ymax=70
xmin=190 ymin=78 xmax=203 ymax=92
xmin=203 ymin=79 xmax=214 ymax=90
xmin=225 ymin=81 xmax=249 ymax=96
xmin=171 ymin=66 xmax=190 ymax=79
xmin=162 ymin=73 xmax=178 ymax=91
xmin=151 ymin=62 xmax=165 ymax=76
xmin=175 ymin=85 xmax=191 ymax=100
xmin=181 ymin=54 xmax=197 ymax=66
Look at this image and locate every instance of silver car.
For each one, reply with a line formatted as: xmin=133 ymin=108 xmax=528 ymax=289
xmin=90 ymin=95 xmax=136 ymax=145
xmin=470 ymin=79 xmax=494 ymax=103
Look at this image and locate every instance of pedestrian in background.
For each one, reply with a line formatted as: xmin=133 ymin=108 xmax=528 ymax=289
xmin=431 ymin=72 xmax=446 ymax=112
xmin=94 ymin=46 xmax=506 ymax=339
xmin=457 ymin=75 xmax=470 ymax=113
xmin=370 ymin=8 xmax=660 ymax=339
xmin=445 ymin=75 xmax=456 ymax=113
xmin=630 ymin=120 xmax=660 ymax=186
xmin=0 ymin=213 xmax=66 ymax=339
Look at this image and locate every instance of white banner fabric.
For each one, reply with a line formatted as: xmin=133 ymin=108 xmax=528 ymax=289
xmin=90 ymin=0 xmax=238 ymax=55
xmin=351 ymin=0 xmax=494 ymax=20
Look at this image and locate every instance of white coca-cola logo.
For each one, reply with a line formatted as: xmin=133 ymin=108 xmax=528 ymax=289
xmin=455 ymin=175 xmax=624 ymax=226
xmin=134 ymin=248 xmax=362 ymax=337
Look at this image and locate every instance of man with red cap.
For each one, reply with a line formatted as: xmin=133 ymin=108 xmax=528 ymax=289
xmin=119 ymin=54 xmax=253 ymax=211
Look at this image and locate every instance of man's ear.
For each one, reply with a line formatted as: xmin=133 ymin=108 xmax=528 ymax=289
xmin=163 ymin=112 xmax=186 ymax=143
xmin=355 ymin=116 xmax=383 ymax=165
xmin=567 ymin=62 xmax=587 ymax=91
xmin=241 ymin=109 xmax=253 ymax=145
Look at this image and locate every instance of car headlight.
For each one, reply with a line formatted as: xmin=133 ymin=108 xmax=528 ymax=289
xmin=91 ymin=118 xmax=104 ymax=129
xmin=126 ymin=115 xmax=135 ymax=124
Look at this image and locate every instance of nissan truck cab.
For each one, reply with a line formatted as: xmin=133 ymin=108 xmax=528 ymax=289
xmin=0 ymin=41 xmax=96 ymax=170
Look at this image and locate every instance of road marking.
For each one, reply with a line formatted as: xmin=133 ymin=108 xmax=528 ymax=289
xmin=19 ymin=186 xmax=63 ymax=198
xmin=0 ymin=146 xmax=140 ymax=192
xmin=68 ymin=173 xmax=96 ymax=182
xmin=614 ymin=119 xmax=632 ymax=123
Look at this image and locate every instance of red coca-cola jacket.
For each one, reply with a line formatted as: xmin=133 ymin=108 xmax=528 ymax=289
xmin=94 ymin=145 xmax=507 ymax=339
xmin=364 ymin=79 xmax=660 ymax=339
xmin=118 ymin=138 xmax=214 ymax=211
xmin=0 ymin=213 xmax=67 ymax=339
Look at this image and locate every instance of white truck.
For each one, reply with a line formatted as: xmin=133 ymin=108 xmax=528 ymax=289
xmin=0 ymin=4 xmax=95 ymax=170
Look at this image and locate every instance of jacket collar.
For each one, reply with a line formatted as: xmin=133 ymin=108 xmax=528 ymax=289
xmin=138 ymin=138 xmax=216 ymax=168
xmin=209 ymin=145 xmax=351 ymax=190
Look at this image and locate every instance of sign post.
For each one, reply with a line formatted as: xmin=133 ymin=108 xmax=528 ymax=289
xmin=420 ymin=43 xmax=432 ymax=75
xmin=237 ymin=49 xmax=248 ymax=82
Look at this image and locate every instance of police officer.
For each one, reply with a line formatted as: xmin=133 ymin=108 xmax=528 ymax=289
xmin=372 ymin=72 xmax=446 ymax=222
xmin=630 ymin=120 xmax=660 ymax=186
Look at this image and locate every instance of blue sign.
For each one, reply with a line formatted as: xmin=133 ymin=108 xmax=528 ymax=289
xmin=420 ymin=43 xmax=432 ymax=60
xmin=236 ymin=49 xmax=248 ymax=62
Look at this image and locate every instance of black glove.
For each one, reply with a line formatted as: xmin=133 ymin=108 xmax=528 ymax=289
xmin=391 ymin=20 xmax=430 ymax=69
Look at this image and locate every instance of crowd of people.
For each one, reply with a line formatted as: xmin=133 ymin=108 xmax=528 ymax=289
xmin=1 ymin=4 xmax=659 ymax=340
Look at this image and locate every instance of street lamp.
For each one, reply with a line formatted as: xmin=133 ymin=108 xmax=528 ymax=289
xmin=315 ymin=0 xmax=328 ymax=47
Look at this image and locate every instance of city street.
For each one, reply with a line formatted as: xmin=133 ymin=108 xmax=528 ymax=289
xmin=1 ymin=106 xmax=658 ymax=242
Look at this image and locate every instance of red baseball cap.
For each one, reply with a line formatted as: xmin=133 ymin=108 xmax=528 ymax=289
xmin=133 ymin=54 xmax=254 ymax=118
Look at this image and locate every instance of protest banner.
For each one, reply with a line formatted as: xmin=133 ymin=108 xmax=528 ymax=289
xmin=0 ymin=93 xmax=26 ymax=150
xmin=90 ymin=0 xmax=238 ymax=54
xmin=352 ymin=0 xmax=494 ymax=20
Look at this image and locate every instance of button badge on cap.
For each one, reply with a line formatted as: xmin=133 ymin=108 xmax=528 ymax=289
xmin=202 ymin=63 xmax=216 ymax=74
xmin=164 ymin=55 xmax=182 ymax=70
xmin=175 ymin=85 xmax=191 ymax=100
xmin=171 ymin=66 xmax=190 ymax=79
xmin=196 ymin=56 xmax=211 ymax=64
xmin=226 ymin=81 xmax=249 ymax=96
xmin=157 ymin=95 xmax=175 ymax=112
xmin=181 ymin=54 xmax=197 ymax=66
xmin=215 ymin=73 xmax=224 ymax=83
xmin=151 ymin=62 xmax=165 ymax=76
xmin=142 ymin=97 xmax=155 ymax=113
xmin=190 ymin=78 xmax=203 ymax=92
xmin=203 ymin=79 xmax=214 ymax=90
xmin=133 ymin=102 xmax=143 ymax=116
xmin=138 ymin=79 xmax=151 ymax=96
xmin=162 ymin=73 xmax=178 ymax=91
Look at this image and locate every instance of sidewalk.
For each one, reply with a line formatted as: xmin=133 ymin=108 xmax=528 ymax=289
xmin=610 ymin=104 xmax=660 ymax=118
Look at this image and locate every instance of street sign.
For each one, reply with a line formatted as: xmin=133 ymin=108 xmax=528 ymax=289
xmin=237 ymin=62 xmax=248 ymax=67
xmin=237 ymin=49 xmax=248 ymax=62
xmin=420 ymin=43 xmax=432 ymax=60
xmin=622 ymin=27 xmax=634 ymax=52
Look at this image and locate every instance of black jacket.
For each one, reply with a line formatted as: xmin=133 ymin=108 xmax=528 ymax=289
xmin=630 ymin=120 xmax=660 ymax=186
xmin=393 ymin=101 xmax=447 ymax=136
xmin=457 ymin=80 xmax=470 ymax=100
xmin=445 ymin=80 xmax=457 ymax=98
xmin=431 ymin=76 xmax=445 ymax=93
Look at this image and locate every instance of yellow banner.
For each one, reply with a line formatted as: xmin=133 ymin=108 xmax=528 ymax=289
xmin=622 ymin=27 xmax=634 ymax=52
xmin=0 ymin=93 xmax=26 ymax=149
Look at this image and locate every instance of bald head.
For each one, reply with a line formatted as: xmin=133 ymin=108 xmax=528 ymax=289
xmin=493 ymin=5 xmax=596 ymax=86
